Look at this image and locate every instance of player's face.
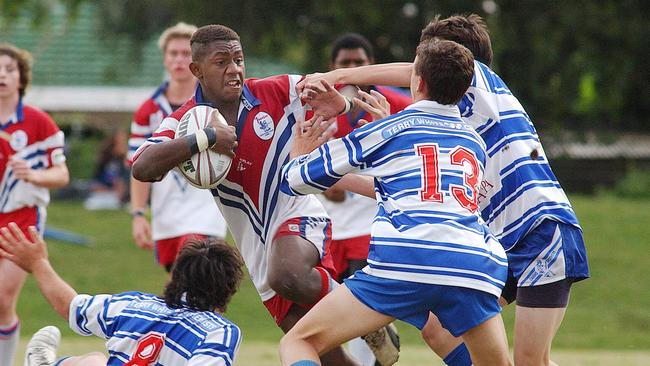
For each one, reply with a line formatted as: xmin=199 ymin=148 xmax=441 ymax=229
xmin=191 ymin=40 xmax=245 ymax=105
xmin=0 ymin=55 xmax=20 ymax=99
xmin=332 ymin=48 xmax=372 ymax=70
xmin=163 ymin=37 xmax=194 ymax=83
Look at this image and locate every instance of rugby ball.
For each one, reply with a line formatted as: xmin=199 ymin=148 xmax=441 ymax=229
xmin=175 ymin=105 xmax=232 ymax=189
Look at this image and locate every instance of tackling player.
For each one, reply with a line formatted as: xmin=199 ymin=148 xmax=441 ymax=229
xmin=0 ymin=224 xmax=243 ymax=366
xmin=127 ymin=22 xmax=228 ymax=272
xmin=299 ymin=14 xmax=590 ymax=366
xmin=279 ymin=39 xmax=511 ymax=366
xmin=131 ymin=25 xmax=398 ymax=366
xmin=0 ymin=43 xmax=69 ymax=366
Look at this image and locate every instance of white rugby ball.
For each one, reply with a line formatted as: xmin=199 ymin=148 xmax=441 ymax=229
xmin=175 ymin=105 xmax=232 ymax=189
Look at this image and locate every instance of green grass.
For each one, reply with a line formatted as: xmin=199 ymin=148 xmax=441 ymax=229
xmin=15 ymin=195 xmax=650 ymax=351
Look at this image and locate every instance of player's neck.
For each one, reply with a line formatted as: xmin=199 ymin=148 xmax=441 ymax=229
xmin=166 ymin=78 xmax=196 ymax=106
xmin=0 ymin=93 xmax=19 ymax=122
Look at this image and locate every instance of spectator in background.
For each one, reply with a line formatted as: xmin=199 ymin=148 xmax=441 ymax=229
xmin=83 ymin=128 xmax=129 ymax=210
xmin=0 ymin=42 xmax=69 ymax=366
xmin=127 ymin=22 xmax=227 ymax=272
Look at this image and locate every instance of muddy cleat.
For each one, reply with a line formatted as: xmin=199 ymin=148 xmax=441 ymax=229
xmin=24 ymin=326 xmax=61 ymax=366
xmin=362 ymin=323 xmax=400 ymax=366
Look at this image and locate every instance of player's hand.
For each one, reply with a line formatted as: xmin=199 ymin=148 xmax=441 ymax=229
xmin=354 ymin=89 xmax=391 ymax=127
xmin=296 ymin=72 xmax=336 ymax=94
xmin=132 ymin=215 xmax=154 ymax=250
xmin=323 ymin=186 xmax=346 ymax=202
xmin=301 ymin=80 xmax=347 ymax=120
xmin=291 ymin=114 xmax=335 ymax=159
xmin=208 ymin=110 xmax=238 ymax=156
xmin=0 ymin=223 xmax=48 ymax=273
xmin=9 ymin=157 xmax=39 ymax=184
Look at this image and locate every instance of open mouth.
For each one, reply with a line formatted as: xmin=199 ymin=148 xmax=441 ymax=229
xmin=226 ymin=80 xmax=242 ymax=89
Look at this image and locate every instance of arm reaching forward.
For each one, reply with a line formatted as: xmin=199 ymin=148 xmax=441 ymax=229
xmin=297 ymin=63 xmax=413 ymax=94
xmin=0 ymin=223 xmax=77 ymax=320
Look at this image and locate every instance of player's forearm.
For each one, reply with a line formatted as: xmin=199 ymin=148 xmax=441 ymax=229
xmin=333 ymin=63 xmax=412 ymax=88
xmin=33 ymin=164 xmax=70 ymax=188
xmin=132 ymin=138 xmax=194 ymax=182
xmin=31 ymin=259 xmax=77 ymax=320
xmin=334 ymin=174 xmax=375 ymax=199
xmin=130 ymin=177 xmax=151 ymax=211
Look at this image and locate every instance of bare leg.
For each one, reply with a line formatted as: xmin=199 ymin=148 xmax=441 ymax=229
xmin=460 ymin=314 xmax=512 ymax=366
xmin=268 ymin=235 xmax=325 ymax=305
xmin=279 ymin=285 xmax=394 ymax=366
xmin=513 ymin=306 xmax=566 ymax=366
xmin=0 ymin=260 xmax=27 ymax=365
xmin=420 ymin=312 xmax=463 ymax=359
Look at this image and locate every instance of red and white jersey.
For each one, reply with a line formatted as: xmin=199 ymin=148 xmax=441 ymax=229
xmin=133 ymin=75 xmax=330 ymax=301
xmin=0 ymin=100 xmax=65 ymax=213
xmin=318 ymin=86 xmax=412 ymax=239
xmin=128 ymin=83 xmax=227 ymax=240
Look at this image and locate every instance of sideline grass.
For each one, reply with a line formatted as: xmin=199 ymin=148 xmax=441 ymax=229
xmin=13 ymin=338 xmax=650 ymax=366
xmin=13 ymin=195 xmax=650 ymax=352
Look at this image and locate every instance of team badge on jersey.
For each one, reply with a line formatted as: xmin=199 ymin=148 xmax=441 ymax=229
xmin=10 ymin=130 xmax=28 ymax=151
xmin=253 ymin=112 xmax=274 ymax=140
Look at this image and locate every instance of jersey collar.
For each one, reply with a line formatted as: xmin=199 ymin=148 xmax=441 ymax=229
xmin=1 ymin=98 xmax=24 ymax=127
xmin=151 ymin=81 xmax=173 ymax=116
xmin=405 ymin=99 xmax=460 ymax=117
xmin=193 ymin=83 xmax=261 ymax=110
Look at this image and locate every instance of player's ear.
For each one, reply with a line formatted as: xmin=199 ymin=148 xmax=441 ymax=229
xmin=417 ymin=76 xmax=426 ymax=94
xmin=189 ymin=62 xmax=202 ymax=80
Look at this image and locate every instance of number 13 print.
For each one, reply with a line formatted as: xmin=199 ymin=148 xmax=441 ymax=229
xmin=416 ymin=143 xmax=479 ymax=212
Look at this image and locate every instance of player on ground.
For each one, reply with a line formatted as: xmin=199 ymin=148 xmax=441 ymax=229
xmin=315 ymin=33 xmax=411 ymax=366
xmin=0 ymin=224 xmax=243 ymax=366
xmin=299 ymin=14 xmax=590 ymax=366
xmin=131 ymin=25 xmax=398 ymax=366
xmin=128 ymin=22 xmax=227 ymax=272
xmin=0 ymin=43 xmax=69 ymax=366
xmin=279 ymin=39 xmax=511 ymax=366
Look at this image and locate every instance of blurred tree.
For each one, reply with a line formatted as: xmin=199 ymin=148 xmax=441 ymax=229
xmin=2 ymin=0 xmax=648 ymax=132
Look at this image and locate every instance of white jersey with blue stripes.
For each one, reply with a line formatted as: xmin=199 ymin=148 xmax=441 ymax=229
xmin=69 ymin=292 xmax=241 ymax=366
xmin=458 ymin=61 xmax=580 ymax=250
xmin=281 ymin=100 xmax=508 ymax=297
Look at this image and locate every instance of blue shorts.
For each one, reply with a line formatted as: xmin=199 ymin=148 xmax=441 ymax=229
xmin=506 ymin=220 xmax=589 ymax=287
xmin=345 ymin=271 xmax=501 ymax=337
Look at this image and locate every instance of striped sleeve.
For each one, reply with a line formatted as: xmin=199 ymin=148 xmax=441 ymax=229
xmin=68 ymin=293 xmax=135 ymax=339
xmin=129 ymin=116 xmax=178 ymax=166
xmin=280 ymin=116 xmax=393 ymax=196
xmin=188 ymin=324 xmax=242 ymax=366
xmin=127 ymin=102 xmax=157 ymax=161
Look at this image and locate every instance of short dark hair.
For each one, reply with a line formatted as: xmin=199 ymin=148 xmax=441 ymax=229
xmin=0 ymin=43 xmax=32 ymax=98
xmin=420 ymin=14 xmax=492 ymax=66
xmin=330 ymin=33 xmax=374 ymax=63
xmin=163 ymin=238 xmax=244 ymax=312
xmin=190 ymin=25 xmax=241 ymax=61
xmin=414 ymin=39 xmax=474 ymax=105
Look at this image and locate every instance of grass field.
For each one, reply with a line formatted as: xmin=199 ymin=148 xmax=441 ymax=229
xmin=12 ymin=194 xmax=650 ymax=364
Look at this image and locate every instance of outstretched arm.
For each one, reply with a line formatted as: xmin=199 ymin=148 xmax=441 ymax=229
xmin=0 ymin=224 xmax=77 ymax=320
xmin=297 ymin=63 xmax=413 ymax=94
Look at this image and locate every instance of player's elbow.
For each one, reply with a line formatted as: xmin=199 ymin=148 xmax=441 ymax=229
xmin=131 ymin=159 xmax=156 ymax=182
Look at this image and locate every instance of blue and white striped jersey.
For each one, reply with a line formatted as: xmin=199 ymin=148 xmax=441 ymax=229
xmin=458 ymin=61 xmax=580 ymax=250
xmin=281 ymin=100 xmax=508 ymax=297
xmin=69 ymin=292 xmax=241 ymax=366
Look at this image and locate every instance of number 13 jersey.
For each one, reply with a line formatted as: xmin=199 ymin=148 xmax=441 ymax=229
xmin=281 ymin=100 xmax=508 ymax=297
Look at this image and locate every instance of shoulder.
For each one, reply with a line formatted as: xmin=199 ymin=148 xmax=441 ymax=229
xmin=169 ymin=98 xmax=197 ymax=121
xmin=134 ymin=98 xmax=159 ymax=119
xmin=22 ymin=104 xmax=57 ymax=125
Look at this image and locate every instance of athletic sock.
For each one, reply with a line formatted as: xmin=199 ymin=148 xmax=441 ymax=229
xmin=290 ymin=360 xmax=320 ymax=366
xmin=0 ymin=320 xmax=20 ymax=366
xmin=347 ymin=336 xmax=376 ymax=366
xmin=443 ymin=343 xmax=472 ymax=366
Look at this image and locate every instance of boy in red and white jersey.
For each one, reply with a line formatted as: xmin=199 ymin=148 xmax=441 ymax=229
xmin=127 ymin=23 xmax=227 ymax=272
xmin=0 ymin=43 xmax=69 ymax=365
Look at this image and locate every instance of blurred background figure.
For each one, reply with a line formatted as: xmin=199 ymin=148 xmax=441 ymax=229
xmin=83 ymin=128 xmax=129 ymax=210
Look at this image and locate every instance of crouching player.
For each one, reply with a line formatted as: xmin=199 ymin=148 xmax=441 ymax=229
xmin=278 ymin=39 xmax=512 ymax=366
xmin=0 ymin=223 xmax=243 ymax=366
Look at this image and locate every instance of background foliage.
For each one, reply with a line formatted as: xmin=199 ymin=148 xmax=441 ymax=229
xmin=2 ymin=0 xmax=649 ymax=132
